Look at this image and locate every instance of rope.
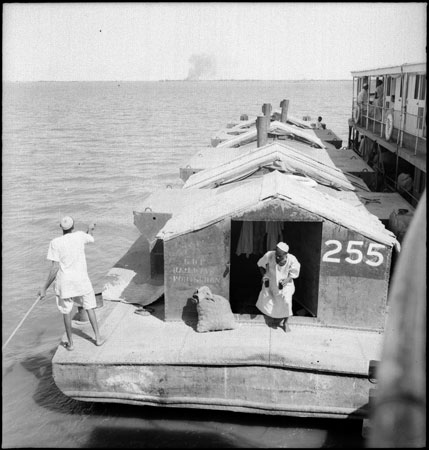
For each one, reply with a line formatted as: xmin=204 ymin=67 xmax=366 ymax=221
xmin=2 ymin=295 xmax=42 ymax=351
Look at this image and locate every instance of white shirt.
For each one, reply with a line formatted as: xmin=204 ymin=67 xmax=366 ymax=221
xmin=256 ymin=250 xmax=301 ymax=318
xmin=357 ymin=88 xmax=368 ymax=105
xmin=374 ymin=84 xmax=384 ymax=106
xmin=47 ymin=231 xmax=94 ymax=298
xmin=257 ymin=251 xmax=300 ymax=288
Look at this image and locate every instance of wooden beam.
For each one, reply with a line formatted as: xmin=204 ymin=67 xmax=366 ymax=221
xmin=280 ymin=99 xmax=289 ymax=123
xmin=256 ymin=116 xmax=269 ymax=147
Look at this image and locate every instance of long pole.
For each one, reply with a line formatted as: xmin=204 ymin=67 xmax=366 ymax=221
xmin=2 ymin=295 xmax=42 ymax=351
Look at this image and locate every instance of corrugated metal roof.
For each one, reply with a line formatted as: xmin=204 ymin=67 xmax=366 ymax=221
xmin=272 ymin=112 xmax=313 ymax=129
xmin=157 ymin=179 xmax=261 ymax=240
xmin=182 ymin=141 xmax=372 ymax=181
xmin=157 ymin=171 xmax=396 ymax=246
xmin=183 ymin=142 xmax=369 ymax=191
xmin=182 ymin=139 xmax=330 ymax=172
xmin=216 ymin=120 xmax=326 ymax=149
xmin=212 ymin=113 xmax=313 ymax=138
xmin=136 ymin=181 xmax=413 ymax=224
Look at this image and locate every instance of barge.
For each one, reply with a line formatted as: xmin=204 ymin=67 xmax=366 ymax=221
xmin=52 ymin=78 xmax=424 ymax=419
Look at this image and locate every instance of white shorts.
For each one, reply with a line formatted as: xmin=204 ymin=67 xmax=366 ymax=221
xmin=56 ymin=290 xmax=96 ymax=314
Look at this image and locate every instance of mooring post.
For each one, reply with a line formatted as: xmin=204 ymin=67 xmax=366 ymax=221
xmin=256 ymin=115 xmax=269 ymax=147
xmin=262 ymin=103 xmax=272 ymax=118
xmin=280 ymin=99 xmax=289 ymax=123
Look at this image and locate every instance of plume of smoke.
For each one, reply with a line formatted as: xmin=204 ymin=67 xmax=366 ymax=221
xmin=186 ymin=54 xmax=216 ymax=80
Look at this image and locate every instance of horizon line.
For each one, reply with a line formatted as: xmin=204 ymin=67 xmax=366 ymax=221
xmin=4 ymin=78 xmax=353 ymax=83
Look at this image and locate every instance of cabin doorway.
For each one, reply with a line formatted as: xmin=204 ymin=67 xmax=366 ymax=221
xmin=229 ymin=220 xmax=322 ymax=318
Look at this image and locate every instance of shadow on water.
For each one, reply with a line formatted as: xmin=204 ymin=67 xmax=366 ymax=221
xmin=3 ymin=363 xmax=15 ymax=378
xmin=19 ymin=347 xmax=97 ymax=415
xmin=18 ymin=347 xmax=365 ymax=448
xmin=86 ymin=424 xmax=240 ymax=448
xmin=321 ymin=419 xmax=365 ymax=448
xmin=85 ymin=407 xmax=365 ymax=448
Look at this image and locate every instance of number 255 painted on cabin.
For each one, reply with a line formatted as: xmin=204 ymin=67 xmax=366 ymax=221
xmin=322 ymin=240 xmax=385 ymax=266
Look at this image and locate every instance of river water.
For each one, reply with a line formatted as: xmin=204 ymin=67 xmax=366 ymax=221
xmin=2 ymin=80 xmax=365 ymax=447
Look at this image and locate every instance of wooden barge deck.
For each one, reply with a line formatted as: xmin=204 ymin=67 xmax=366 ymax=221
xmin=52 ymin=299 xmax=383 ymax=418
xmin=52 ymin=99 xmax=416 ymax=419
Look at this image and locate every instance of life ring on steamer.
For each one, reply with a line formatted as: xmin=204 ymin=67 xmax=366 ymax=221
xmin=353 ymin=105 xmax=360 ymax=124
xmin=385 ymin=111 xmax=394 ymax=141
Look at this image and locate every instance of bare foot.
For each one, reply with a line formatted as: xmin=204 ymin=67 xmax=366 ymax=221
xmin=62 ymin=342 xmax=74 ymax=351
xmin=95 ymin=337 xmax=105 ymax=346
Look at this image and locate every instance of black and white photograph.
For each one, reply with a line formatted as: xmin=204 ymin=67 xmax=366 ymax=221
xmin=2 ymin=2 xmax=426 ymax=448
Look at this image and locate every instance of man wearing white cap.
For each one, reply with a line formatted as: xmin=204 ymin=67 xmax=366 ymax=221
xmin=357 ymin=83 xmax=369 ymax=106
xmin=38 ymin=216 xmax=104 ymax=350
xmin=256 ymin=242 xmax=300 ymax=332
xmin=357 ymin=82 xmax=369 ymax=118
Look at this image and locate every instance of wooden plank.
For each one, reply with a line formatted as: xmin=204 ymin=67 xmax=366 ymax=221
xmin=318 ymin=222 xmax=391 ymax=330
xmin=320 ymin=227 xmax=390 ymax=280
xmin=52 ymin=301 xmax=385 ymax=417
xmin=53 ymin=301 xmax=385 ymax=373
xmin=165 ymin=218 xmax=231 ymax=320
xmin=54 ymin=363 xmax=372 ymax=419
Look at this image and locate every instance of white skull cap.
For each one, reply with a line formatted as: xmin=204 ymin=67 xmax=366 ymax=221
xmin=276 ymin=242 xmax=289 ymax=252
xmin=60 ymin=216 xmax=74 ymax=230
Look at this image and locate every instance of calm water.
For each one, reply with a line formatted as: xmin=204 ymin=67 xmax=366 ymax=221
xmin=2 ymin=80 xmax=365 ymax=448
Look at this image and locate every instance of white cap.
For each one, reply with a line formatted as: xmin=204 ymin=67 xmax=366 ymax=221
xmin=276 ymin=242 xmax=289 ymax=252
xmin=60 ymin=216 xmax=74 ymax=230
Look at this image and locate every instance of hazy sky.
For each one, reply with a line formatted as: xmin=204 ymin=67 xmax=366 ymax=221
xmin=3 ymin=2 xmax=427 ymax=81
